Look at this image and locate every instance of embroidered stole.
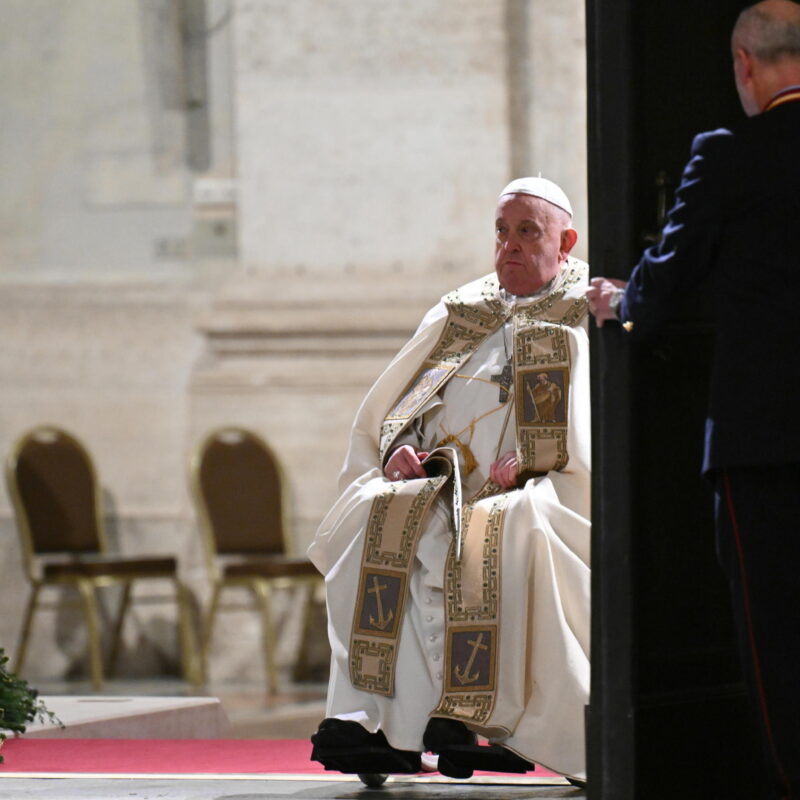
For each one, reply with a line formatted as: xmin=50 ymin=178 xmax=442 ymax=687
xmin=348 ymin=474 xmax=450 ymax=696
xmin=349 ymin=260 xmax=588 ymax=703
xmin=434 ymin=483 xmax=509 ymax=723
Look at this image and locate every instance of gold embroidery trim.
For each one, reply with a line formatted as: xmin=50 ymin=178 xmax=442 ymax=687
xmin=433 ymin=493 xmax=509 ymax=724
xmin=513 ymin=273 xmax=587 ymax=475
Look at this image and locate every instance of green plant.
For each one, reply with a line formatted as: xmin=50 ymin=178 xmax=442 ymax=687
xmin=0 ymin=647 xmax=60 ymax=762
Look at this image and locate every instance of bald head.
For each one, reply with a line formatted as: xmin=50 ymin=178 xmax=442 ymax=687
xmin=732 ymin=0 xmax=800 ymax=114
xmin=733 ymin=0 xmax=800 ymax=61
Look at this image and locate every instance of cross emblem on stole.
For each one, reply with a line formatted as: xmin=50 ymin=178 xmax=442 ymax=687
xmin=490 ymin=363 xmax=513 ymax=402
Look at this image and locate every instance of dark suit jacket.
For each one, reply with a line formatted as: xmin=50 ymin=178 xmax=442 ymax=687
xmin=619 ymin=99 xmax=800 ymax=473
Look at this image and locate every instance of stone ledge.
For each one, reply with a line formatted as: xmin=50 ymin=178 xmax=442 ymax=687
xmin=23 ymin=696 xmax=230 ymax=739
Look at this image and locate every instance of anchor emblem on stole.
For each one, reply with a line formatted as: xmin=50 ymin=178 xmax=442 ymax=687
xmin=368 ymin=575 xmax=394 ymax=630
xmin=454 ymin=632 xmax=488 ymax=685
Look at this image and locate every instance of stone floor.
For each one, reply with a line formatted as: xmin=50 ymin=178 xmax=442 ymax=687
xmin=0 ymin=677 xmax=586 ymax=800
xmin=0 ymin=777 xmax=585 ymax=799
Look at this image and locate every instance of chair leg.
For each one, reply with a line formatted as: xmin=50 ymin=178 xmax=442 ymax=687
xmin=14 ymin=583 xmax=42 ymax=676
xmin=106 ymin=581 xmax=132 ymax=677
xmin=252 ymin=581 xmax=279 ymax=695
xmin=174 ymin=578 xmax=203 ymax=686
xmin=202 ymin=583 xmax=223 ymax=683
xmin=77 ymin=579 xmax=104 ymax=690
xmin=293 ymin=579 xmax=318 ymax=682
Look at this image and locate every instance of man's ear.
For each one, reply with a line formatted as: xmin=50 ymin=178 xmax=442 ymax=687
xmin=734 ymin=48 xmax=753 ymax=84
xmin=733 ymin=47 xmax=763 ymax=116
xmin=560 ymin=228 xmax=578 ymax=259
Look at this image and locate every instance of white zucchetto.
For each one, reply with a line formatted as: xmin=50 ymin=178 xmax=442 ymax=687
xmin=499 ymin=177 xmax=573 ymax=218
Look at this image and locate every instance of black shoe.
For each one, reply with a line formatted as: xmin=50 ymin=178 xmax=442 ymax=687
xmin=310 ymin=718 xmax=421 ymax=775
xmin=423 ymin=717 xmax=477 ymax=750
xmin=423 ymin=716 xmax=535 ymax=779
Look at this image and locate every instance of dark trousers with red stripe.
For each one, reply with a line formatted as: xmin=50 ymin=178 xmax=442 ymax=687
xmin=715 ymin=464 xmax=800 ymax=800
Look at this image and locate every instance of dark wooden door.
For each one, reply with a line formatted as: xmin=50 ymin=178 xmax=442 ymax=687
xmin=585 ymin=2 xmax=769 ymax=797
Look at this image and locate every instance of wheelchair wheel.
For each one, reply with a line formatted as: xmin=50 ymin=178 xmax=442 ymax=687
xmin=358 ymin=773 xmax=389 ymax=788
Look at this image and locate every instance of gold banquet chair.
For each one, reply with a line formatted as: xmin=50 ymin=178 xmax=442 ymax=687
xmin=5 ymin=426 xmax=202 ymax=689
xmin=190 ymin=426 xmax=322 ymax=695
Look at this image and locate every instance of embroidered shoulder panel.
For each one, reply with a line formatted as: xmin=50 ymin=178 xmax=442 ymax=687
xmin=513 ymin=259 xmax=589 ymax=329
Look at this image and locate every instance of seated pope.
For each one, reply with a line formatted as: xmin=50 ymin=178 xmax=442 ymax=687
xmin=308 ymin=177 xmax=590 ymax=784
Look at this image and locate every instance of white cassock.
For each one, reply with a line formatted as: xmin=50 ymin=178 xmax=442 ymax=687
xmin=308 ymin=259 xmax=590 ymax=781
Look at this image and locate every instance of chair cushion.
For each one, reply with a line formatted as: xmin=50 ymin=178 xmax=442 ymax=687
xmin=223 ymin=556 xmax=320 ymax=579
xmin=43 ymin=556 xmax=178 ymax=579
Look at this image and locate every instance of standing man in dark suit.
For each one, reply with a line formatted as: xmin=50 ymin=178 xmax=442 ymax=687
xmin=587 ymin=1 xmax=800 ymax=796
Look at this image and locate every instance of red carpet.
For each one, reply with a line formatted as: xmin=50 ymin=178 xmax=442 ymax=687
xmin=0 ymin=739 xmax=325 ymax=775
xmin=0 ymin=738 xmax=560 ymax=779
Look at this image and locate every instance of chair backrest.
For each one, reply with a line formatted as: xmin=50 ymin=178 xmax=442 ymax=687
xmin=191 ymin=427 xmax=289 ymax=559
xmin=6 ymin=426 xmax=105 ymax=568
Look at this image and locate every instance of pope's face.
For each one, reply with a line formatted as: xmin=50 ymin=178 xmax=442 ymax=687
xmin=494 ymin=194 xmax=575 ymax=296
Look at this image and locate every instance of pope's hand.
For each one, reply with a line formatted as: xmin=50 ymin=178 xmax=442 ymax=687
xmin=585 ymin=277 xmax=627 ymax=327
xmin=490 ymin=450 xmax=519 ymax=489
xmin=384 ymin=445 xmax=429 ymax=481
